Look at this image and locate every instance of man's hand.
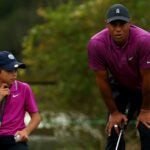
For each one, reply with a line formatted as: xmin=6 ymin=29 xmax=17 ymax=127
xmin=106 ymin=111 xmax=128 ymax=136
xmin=136 ymin=110 xmax=150 ymax=129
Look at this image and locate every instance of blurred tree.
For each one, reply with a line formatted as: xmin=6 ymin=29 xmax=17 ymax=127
xmin=22 ymin=0 xmax=107 ymax=117
xmin=21 ymin=0 xmax=149 ymax=116
xmin=0 ymin=0 xmax=40 ymax=56
xmin=0 ymin=0 xmax=86 ymax=57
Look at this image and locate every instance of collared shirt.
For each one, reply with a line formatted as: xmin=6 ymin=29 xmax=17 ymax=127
xmin=0 ymin=80 xmax=38 ymax=135
xmin=88 ymin=25 xmax=150 ymax=89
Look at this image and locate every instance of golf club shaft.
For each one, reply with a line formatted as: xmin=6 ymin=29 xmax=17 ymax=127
xmin=115 ymin=129 xmax=123 ymax=150
xmin=115 ymin=104 xmax=130 ymax=150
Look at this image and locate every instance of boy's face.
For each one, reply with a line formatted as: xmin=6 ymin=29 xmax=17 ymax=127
xmin=106 ymin=20 xmax=130 ymax=46
xmin=0 ymin=69 xmax=17 ymax=85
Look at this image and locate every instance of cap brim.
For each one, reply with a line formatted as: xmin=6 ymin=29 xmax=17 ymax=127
xmin=107 ymin=16 xmax=129 ymax=23
xmin=2 ymin=61 xmax=26 ymax=71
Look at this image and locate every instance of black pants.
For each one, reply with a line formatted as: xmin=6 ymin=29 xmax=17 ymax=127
xmin=0 ymin=136 xmax=28 ymax=150
xmin=105 ymin=85 xmax=150 ymax=150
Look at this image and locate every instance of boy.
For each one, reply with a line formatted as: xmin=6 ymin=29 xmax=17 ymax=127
xmin=0 ymin=51 xmax=41 ymax=150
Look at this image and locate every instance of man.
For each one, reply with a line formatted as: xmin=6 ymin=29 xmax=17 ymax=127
xmin=0 ymin=51 xmax=41 ymax=150
xmin=88 ymin=3 xmax=150 ymax=150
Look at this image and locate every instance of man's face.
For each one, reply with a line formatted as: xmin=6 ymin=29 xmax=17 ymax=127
xmin=106 ymin=20 xmax=130 ymax=46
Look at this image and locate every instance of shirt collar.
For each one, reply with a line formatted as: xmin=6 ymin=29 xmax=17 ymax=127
xmin=10 ymin=80 xmax=18 ymax=92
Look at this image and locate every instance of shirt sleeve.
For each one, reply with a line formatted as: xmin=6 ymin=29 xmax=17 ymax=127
xmin=87 ymin=39 xmax=106 ymax=71
xmin=24 ymin=83 xmax=39 ymax=113
xmin=138 ymin=34 xmax=150 ymax=69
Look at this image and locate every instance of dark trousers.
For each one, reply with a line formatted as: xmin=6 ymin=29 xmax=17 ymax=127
xmin=0 ymin=136 xmax=28 ymax=150
xmin=105 ymin=85 xmax=150 ymax=150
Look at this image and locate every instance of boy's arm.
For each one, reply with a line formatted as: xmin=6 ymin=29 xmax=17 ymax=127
xmin=24 ymin=112 xmax=41 ymax=135
xmin=15 ymin=112 xmax=41 ymax=141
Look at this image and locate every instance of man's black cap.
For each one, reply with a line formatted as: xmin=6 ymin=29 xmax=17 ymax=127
xmin=106 ymin=4 xmax=130 ymax=23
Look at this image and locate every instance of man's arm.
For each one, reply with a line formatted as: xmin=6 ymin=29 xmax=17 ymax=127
xmin=95 ymin=70 xmax=128 ymax=135
xmin=140 ymin=69 xmax=150 ymax=110
xmin=95 ymin=70 xmax=117 ymax=113
xmin=136 ymin=69 xmax=150 ymax=128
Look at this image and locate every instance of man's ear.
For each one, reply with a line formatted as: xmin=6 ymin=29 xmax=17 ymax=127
xmin=105 ymin=20 xmax=108 ymax=24
xmin=127 ymin=21 xmax=132 ymax=27
xmin=128 ymin=19 xmax=132 ymax=25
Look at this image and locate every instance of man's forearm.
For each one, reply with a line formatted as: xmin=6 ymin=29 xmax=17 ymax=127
xmin=96 ymin=71 xmax=118 ymax=113
xmin=98 ymin=83 xmax=118 ymax=113
xmin=141 ymin=90 xmax=150 ymax=110
xmin=140 ymin=69 xmax=150 ymax=110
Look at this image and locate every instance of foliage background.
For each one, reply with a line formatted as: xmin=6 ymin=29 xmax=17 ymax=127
xmin=0 ymin=0 xmax=149 ymax=149
xmin=20 ymin=0 xmax=149 ymax=118
xmin=0 ymin=0 xmax=149 ymax=117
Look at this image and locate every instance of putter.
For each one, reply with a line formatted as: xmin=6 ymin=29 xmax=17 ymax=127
xmin=115 ymin=104 xmax=130 ymax=150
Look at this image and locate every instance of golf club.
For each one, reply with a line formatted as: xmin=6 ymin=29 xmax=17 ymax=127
xmin=115 ymin=104 xmax=130 ymax=150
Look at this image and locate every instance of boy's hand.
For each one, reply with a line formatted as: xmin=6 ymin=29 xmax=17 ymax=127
xmin=0 ymin=83 xmax=9 ymax=101
xmin=15 ymin=129 xmax=29 ymax=142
